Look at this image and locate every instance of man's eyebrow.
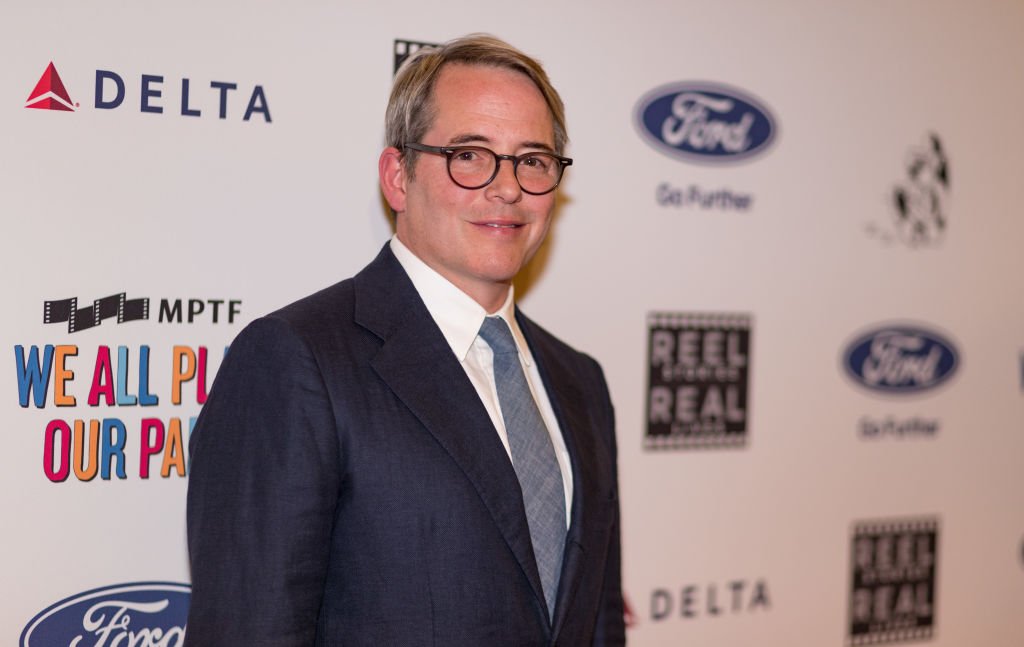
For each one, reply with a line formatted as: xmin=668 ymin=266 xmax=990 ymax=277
xmin=519 ymin=140 xmax=556 ymax=153
xmin=447 ymin=133 xmax=491 ymax=146
xmin=447 ymin=133 xmax=555 ymax=153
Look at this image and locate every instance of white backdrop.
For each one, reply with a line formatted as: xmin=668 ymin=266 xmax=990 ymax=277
xmin=3 ymin=1 xmax=1023 ymax=645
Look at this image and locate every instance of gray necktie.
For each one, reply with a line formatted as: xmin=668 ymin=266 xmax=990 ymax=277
xmin=478 ymin=316 xmax=566 ymax=619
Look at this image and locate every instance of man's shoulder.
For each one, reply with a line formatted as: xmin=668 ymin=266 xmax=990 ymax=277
xmin=269 ymin=278 xmax=356 ymax=330
xmin=228 ymin=244 xmax=420 ymax=359
xmin=262 ymin=243 xmax=401 ymax=332
xmin=220 ymin=279 xmax=358 ymax=365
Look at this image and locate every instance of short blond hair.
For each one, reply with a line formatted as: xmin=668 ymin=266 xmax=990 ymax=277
xmin=386 ymin=34 xmax=568 ymax=176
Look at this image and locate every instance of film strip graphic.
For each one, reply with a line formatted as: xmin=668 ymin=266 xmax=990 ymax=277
xmin=393 ymin=39 xmax=439 ymax=75
xmin=848 ymin=516 xmax=939 ymax=646
xmin=43 ymin=293 xmax=150 ymax=333
xmin=645 ymin=311 xmax=752 ymax=450
xmin=647 ymin=312 xmax=752 ymax=331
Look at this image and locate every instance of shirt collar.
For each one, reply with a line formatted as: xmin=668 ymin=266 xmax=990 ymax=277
xmin=390 ymin=235 xmax=535 ymax=366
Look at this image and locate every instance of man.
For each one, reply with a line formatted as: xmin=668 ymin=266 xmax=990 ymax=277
xmin=185 ymin=34 xmax=625 ymax=646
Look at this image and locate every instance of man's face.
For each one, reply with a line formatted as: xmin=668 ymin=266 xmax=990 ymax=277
xmin=391 ymin=63 xmax=558 ymax=311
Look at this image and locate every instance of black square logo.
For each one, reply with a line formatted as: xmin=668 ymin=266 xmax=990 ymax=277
xmin=849 ymin=517 xmax=939 ymax=645
xmin=645 ymin=312 xmax=751 ymax=449
xmin=393 ymin=39 xmax=439 ymax=75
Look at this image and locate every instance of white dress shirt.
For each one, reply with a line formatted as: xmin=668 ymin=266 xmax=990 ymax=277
xmin=390 ymin=235 xmax=573 ymax=525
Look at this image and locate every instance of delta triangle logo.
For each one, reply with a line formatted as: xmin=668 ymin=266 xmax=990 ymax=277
xmin=26 ymin=62 xmax=76 ymax=112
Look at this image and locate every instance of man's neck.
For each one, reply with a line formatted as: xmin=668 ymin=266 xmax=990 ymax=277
xmin=393 ymin=234 xmax=512 ymax=313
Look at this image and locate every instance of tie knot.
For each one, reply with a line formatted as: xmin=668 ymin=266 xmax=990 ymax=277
xmin=478 ymin=316 xmax=517 ymax=356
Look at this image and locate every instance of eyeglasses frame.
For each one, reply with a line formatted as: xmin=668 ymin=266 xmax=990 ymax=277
xmin=402 ymin=143 xmax=573 ymax=196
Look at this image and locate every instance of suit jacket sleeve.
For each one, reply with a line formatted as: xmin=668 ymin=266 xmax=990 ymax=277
xmin=185 ymin=316 xmax=340 ymax=646
xmin=590 ymin=361 xmax=627 ymax=646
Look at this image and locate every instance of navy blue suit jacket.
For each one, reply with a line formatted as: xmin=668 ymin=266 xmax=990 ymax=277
xmin=185 ymin=245 xmax=625 ymax=646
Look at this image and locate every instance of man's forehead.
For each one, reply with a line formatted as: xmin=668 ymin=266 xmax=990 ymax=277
xmin=429 ymin=64 xmax=555 ymax=141
xmin=433 ymin=63 xmax=537 ymax=100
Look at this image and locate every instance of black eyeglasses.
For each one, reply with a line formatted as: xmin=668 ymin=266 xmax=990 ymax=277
xmin=403 ymin=143 xmax=573 ymax=195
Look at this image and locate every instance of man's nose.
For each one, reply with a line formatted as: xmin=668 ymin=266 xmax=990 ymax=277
xmin=484 ymin=158 xmax=523 ymax=203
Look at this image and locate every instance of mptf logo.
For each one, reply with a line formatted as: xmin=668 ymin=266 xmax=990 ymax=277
xmin=25 ymin=62 xmax=77 ymax=112
xmin=44 ymin=293 xmax=149 ymax=334
xmin=20 ymin=582 xmax=189 ymax=647
xmin=634 ymin=81 xmax=777 ymax=163
xmin=24 ymin=60 xmax=271 ymax=122
xmin=40 ymin=293 xmax=243 ymax=333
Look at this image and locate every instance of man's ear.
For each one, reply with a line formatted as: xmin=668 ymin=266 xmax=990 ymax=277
xmin=379 ymin=147 xmax=408 ymax=214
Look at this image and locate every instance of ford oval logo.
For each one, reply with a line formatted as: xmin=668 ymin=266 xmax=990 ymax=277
xmin=843 ymin=325 xmax=959 ymax=394
xmin=635 ymin=81 xmax=776 ymax=163
xmin=20 ymin=582 xmax=190 ymax=647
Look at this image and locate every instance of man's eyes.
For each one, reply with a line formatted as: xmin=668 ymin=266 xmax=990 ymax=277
xmin=520 ymin=155 xmax=552 ymax=170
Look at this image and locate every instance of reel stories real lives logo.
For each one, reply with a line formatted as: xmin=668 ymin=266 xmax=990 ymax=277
xmin=645 ymin=312 xmax=751 ymax=449
xmin=393 ymin=39 xmax=439 ymax=75
xmin=848 ymin=517 xmax=938 ymax=646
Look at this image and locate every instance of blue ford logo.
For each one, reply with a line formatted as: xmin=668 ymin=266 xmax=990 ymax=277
xmin=20 ymin=582 xmax=190 ymax=647
xmin=635 ymin=81 xmax=776 ymax=163
xmin=843 ymin=325 xmax=959 ymax=394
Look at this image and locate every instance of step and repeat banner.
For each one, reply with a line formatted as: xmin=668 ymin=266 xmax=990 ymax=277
xmin=2 ymin=1 xmax=1022 ymax=645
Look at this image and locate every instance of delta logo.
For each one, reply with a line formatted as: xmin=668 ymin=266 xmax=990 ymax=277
xmin=24 ymin=61 xmax=271 ymax=122
xmin=25 ymin=62 xmax=77 ymax=112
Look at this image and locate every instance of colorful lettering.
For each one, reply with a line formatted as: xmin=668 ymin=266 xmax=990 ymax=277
xmin=15 ymin=345 xmax=53 ymax=408
xmin=88 ymin=346 xmax=115 ymax=406
xmin=43 ymin=420 xmax=72 ymax=482
xmin=139 ymin=418 xmax=164 ymax=479
xmin=54 ymin=346 xmax=78 ymax=406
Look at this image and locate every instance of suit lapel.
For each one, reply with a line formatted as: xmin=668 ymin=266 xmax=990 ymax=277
xmin=352 ymin=246 xmax=549 ymax=616
xmin=517 ymin=311 xmax=606 ymax=640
